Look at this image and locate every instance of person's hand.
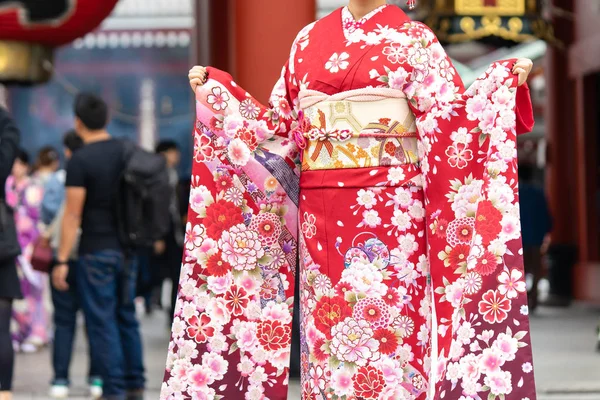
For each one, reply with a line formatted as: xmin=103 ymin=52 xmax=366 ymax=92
xmin=52 ymin=263 xmax=69 ymax=292
xmin=154 ymin=240 xmax=166 ymax=255
xmin=189 ymin=66 xmax=208 ymax=92
xmin=512 ymin=58 xmax=533 ymax=86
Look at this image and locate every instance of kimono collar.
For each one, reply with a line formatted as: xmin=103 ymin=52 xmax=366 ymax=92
xmin=341 ymin=4 xmax=389 ymax=39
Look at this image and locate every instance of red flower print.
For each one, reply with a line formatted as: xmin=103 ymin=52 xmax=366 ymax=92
xmin=433 ymin=218 xmax=448 ymax=238
xmin=447 ymin=217 xmax=476 ymax=246
xmin=478 ymin=290 xmax=511 ymax=324
xmin=335 ymin=282 xmax=353 ymax=298
xmin=257 ymin=319 xmax=291 ymax=351
xmin=353 ymin=366 xmax=385 ymax=399
xmin=448 ymin=244 xmax=470 ymax=269
xmin=224 ymin=285 xmax=249 ymax=317
xmin=455 ymin=222 xmax=474 ymax=242
xmin=206 ymin=251 xmax=231 ymax=277
xmin=204 ymin=200 xmax=244 ymax=240
xmin=312 ymin=337 xmax=329 ymax=363
xmin=209 ymin=116 xmax=223 ymax=131
xmin=186 ymin=314 xmax=214 ymax=343
xmin=194 ymin=132 xmax=215 ymax=163
xmin=373 ymin=329 xmax=399 ymax=355
xmin=475 ymin=251 xmax=499 ymax=276
xmin=407 ymin=24 xmax=426 ymax=38
xmin=384 ymin=141 xmax=397 ymax=157
xmin=312 ymin=296 xmax=352 ymax=339
xmin=248 ymin=212 xmax=282 ymax=248
xmin=475 ymin=200 xmax=503 ymax=244
xmin=260 ymin=276 xmax=279 ymax=300
xmin=383 ymin=288 xmax=400 ymax=307
xmin=353 ymin=297 xmax=391 ymax=329
xmin=215 ymin=175 xmax=233 ymax=191
xmin=235 ymin=126 xmax=259 ymax=152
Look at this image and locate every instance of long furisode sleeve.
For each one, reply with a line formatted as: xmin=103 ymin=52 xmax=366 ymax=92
xmin=394 ymin=21 xmax=537 ymax=400
xmin=161 ymin=33 xmax=306 ymax=400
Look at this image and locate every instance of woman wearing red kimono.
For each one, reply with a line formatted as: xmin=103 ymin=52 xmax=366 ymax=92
xmin=162 ymin=1 xmax=536 ymax=399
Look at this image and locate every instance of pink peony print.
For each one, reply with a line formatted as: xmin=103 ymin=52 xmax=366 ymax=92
xmin=330 ymin=317 xmax=379 ymax=366
xmin=218 ymin=224 xmax=264 ymax=271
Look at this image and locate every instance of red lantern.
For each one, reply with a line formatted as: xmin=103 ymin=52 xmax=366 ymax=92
xmin=0 ymin=0 xmax=120 ymax=83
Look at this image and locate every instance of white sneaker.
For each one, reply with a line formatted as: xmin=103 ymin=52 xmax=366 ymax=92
xmin=49 ymin=384 xmax=69 ymax=399
xmin=20 ymin=343 xmax=38 ymax=353
xmin=89 ymin=378 xmax=103 ymax=399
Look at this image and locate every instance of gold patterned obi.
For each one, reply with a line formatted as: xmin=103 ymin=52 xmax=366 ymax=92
xmin=294 ymin=88 xmax=419 ymax=172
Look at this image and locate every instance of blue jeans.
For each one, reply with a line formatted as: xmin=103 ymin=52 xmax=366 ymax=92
xmin=77 ymin=250 xmax=145 ymax=399
xmin=51 ymin=261 xmax=100 ymax=385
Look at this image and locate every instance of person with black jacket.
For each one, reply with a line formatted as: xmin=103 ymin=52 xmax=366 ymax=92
xmin=0 ymin=106 xmax=22 ymax=400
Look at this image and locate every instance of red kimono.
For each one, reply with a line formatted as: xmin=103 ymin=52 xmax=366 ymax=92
xmin=162 ymin=5 xmax=536 ymax=400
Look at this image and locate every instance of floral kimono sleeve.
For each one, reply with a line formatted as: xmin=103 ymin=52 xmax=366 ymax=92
xmin=400 ymin=22 xmax=537 ymax=400
xmin=161 ymin=34 xmax=304 ymax=400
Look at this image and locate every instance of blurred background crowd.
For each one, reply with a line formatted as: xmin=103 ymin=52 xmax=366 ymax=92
xmin=0 ymin=0 xmax=599 ymax=399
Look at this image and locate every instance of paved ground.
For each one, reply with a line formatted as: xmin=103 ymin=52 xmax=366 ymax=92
xmin=12 ymin=300 xmax=600 ymax=399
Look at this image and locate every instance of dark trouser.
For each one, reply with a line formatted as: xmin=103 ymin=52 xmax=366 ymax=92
xmin=51 ymin=261 xmax=100 ymax=385
xmin=152 ymin=231 xmax=182 ymax=321
xmin=0 ymin=298 xmax=14 ymax=391
xmin=77 ymin=250 xmax=145 ymax=399
xmin=523 ymin=246 xmax=543 ymax=311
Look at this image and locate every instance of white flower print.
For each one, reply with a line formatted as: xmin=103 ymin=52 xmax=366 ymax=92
xmin=325 ymin=52 xmax=350 ymax=73
xmin=397 ymin=233 xmax=418 ymax=255
xmin=493 ymin=333 xmax=519 ymax=361
xmin=341 ymin=262 xmax=387 ymax=296
xmin=185 ymin=223 xmax=205 ymax=251
xmin=498 ymin=268 xmax=527 ymax=299
xmin=361 ymin=209 xmax=382 ymax=228
xmin=390 ymin=209 xmax=412 ymax=231
xmin=387 ymin=166 xmax=406 ymax=185
xmin=239 ymin=99 xmax=260 ymax=119
xmin=227 ymin=138 xmax=251 ymax=166
xmin=207 ymin=86 xmax=230 ymax=111
xmin=484 ymin=370 xmax=513 ymax=396
xmin=357 ymin=189 xmax=377 ymax=209
xmin=457 ymin=321 xmax=476 ymax=345
xmin=450 ymin=127 xmax=473 ymax=145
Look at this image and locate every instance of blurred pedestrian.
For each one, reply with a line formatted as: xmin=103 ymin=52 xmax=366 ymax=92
xmin=0 ymin=105 xmax=22 ymax=400
xmin=154 ymin=140 xmax=184 ymax=321
xmin=54 ymin=93 xmax=145 ymax=400
xmin=43 ymin=131 xmax=102 ymax=399
xmin=5 ymin=149 xmax=47 ymax=353
xmin=519 ymin=162 xmax=552 ymax=312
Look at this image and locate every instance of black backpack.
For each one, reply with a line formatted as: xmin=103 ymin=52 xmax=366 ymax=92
xmin=115 ymin=141 xmax=172 ymax=249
